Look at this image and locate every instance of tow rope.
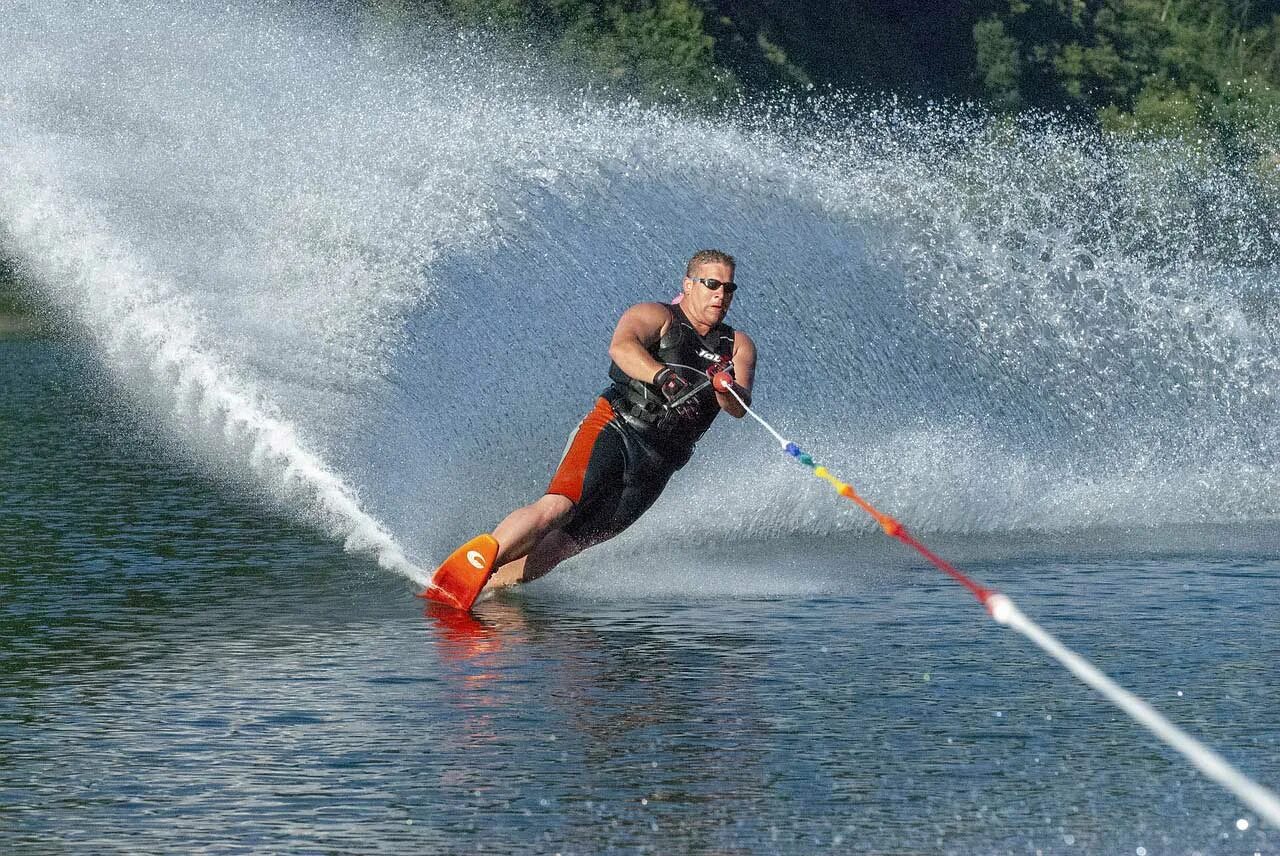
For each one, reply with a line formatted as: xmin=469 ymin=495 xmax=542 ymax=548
xmin=723 ymin=385 xmax=1280 ymax=827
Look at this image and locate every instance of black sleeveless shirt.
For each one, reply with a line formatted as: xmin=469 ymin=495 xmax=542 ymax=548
xmin=604 ymin=303 xmax=735 ymax=458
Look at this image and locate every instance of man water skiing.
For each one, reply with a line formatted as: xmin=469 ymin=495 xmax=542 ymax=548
xmin=422 ymin=249 xmax=757 ymax=610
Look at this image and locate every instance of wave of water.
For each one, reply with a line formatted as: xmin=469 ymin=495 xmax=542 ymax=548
xmin=3 ymin=0 xmax=1280 ymax=580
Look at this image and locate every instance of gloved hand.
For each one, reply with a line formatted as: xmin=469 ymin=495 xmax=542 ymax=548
xmin=654 ymin=367 xmax=690 ymax=402
xmin=654 ymin=367 xmax=700 ymax=423
xmin=706 ymin=358 xmax=735 ymax=393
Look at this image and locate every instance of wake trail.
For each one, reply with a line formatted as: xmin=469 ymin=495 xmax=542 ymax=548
xmin=0 ymin=151 xmax=427 ymax=586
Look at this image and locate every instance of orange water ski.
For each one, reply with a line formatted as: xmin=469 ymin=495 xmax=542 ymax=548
xmin=416 ymin=534 xmax=499 ymax=611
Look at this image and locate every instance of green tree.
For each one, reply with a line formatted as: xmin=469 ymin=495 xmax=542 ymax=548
xmin=975 ymin=0 xmax=1280 ymax=136
xmin=974 ymin=16 xmax=1022 ymax=107
xmin=370 ymin=0 xmax=740 ymax=102
xmin=562 ymin=0 xmax=735 ymax=101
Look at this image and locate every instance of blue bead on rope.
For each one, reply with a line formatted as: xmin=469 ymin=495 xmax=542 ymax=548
xmin=785 ymin=442 xmax=801 ymax=457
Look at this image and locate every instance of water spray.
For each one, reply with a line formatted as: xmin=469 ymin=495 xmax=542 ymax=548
xmin=721 ymin=382 xmax=1280 ymax=827
xmin=0 ymin=166 xmax=428 ymax=588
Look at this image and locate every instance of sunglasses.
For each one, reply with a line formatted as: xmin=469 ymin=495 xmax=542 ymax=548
xmin=690 ymin=276 xmax=738 ymax=295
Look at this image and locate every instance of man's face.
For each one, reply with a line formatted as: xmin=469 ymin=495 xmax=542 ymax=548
xmin=681 ymin=261 xmax=735 ymax=326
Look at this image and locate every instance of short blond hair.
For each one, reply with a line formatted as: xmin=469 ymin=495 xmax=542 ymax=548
xmin=686 ymin=249 xmax=735 ymax=276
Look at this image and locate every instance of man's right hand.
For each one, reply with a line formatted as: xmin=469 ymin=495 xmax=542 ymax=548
xmin=654 ymin=367 xmax=690 ymax=402
xmin=654 ymin=367 xmax=700 ymax=423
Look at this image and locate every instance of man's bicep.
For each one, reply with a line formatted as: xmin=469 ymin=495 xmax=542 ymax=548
xmin=612 ymin=303 xmax=668 ymax=347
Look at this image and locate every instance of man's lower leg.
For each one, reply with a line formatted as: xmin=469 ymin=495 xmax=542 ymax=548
xmin=485 ymin=528 xmax=583 ymax=591
xmin=490 ymin=494 xmax=573 ymax=566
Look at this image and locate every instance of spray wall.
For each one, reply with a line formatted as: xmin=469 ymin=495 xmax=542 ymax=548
xmin=3 ymin=0 xmax=1279 ymax=584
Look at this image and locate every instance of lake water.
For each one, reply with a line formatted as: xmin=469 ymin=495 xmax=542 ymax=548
xmin=5 ymin=4 xmax=1280 ymax=851
xmin=5 ymin=336 xmax=1278 ymax=854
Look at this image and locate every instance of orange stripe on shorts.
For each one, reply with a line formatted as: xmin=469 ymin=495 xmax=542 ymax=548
xmin=547 ymin=397 xmax=616 ymax=504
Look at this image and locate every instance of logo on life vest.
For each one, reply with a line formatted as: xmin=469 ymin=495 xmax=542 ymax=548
xmin=697 ymin=348 xmax=720 ymax=362
xmin=466 ymin=550 xmax=486 ymax=569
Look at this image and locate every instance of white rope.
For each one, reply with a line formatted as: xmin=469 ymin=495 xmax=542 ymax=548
xmin=724 ymin=383 xmax=790 ymax=448
xmin=990 ymin=595 xmax=1280 ymax=827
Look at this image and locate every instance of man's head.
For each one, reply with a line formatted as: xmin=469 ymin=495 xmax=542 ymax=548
xmin=680 ymin=249 xmax=736 ymax=326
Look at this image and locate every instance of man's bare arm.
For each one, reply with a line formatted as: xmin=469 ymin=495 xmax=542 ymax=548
xmin=717 ymin=330 xmax=756 ymax=418
xmin=607 ymin=303 xmax=672 ymax=384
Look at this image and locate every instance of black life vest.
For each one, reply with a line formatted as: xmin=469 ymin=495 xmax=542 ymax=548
xmin=605 ymin=303 xmax=735 ymax=454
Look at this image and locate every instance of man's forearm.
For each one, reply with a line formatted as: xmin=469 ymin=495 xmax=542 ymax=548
xmin=715 ymin=384 xmax=750 ymax=417
xmin=609 ymin=340 xmax=665 ymax=384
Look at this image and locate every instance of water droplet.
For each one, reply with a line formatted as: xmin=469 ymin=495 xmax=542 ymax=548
xmin=1236 ymin=818 xmax=1249 ymax=831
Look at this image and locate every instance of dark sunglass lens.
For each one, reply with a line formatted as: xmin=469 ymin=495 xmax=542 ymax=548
xmin=694 ymin=277 xmax=736 ymax=294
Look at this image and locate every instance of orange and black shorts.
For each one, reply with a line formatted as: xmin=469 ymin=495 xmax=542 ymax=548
xmin=547 ymin=397 xmax=680 ymax=543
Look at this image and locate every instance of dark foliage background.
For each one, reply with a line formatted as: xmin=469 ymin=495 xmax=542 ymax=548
xmin=372 ymin=0 xmax=1280 ymax=138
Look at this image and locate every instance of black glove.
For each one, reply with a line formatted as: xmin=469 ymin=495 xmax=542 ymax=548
xmin=653 ymin=367 xmax=690 ymax=402
xmin=653 ymin=367 xmax=699 ymax=423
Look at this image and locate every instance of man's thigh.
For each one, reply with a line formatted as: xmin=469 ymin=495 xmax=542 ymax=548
xmin=559 ymin=423 xmax=630 ymax=537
